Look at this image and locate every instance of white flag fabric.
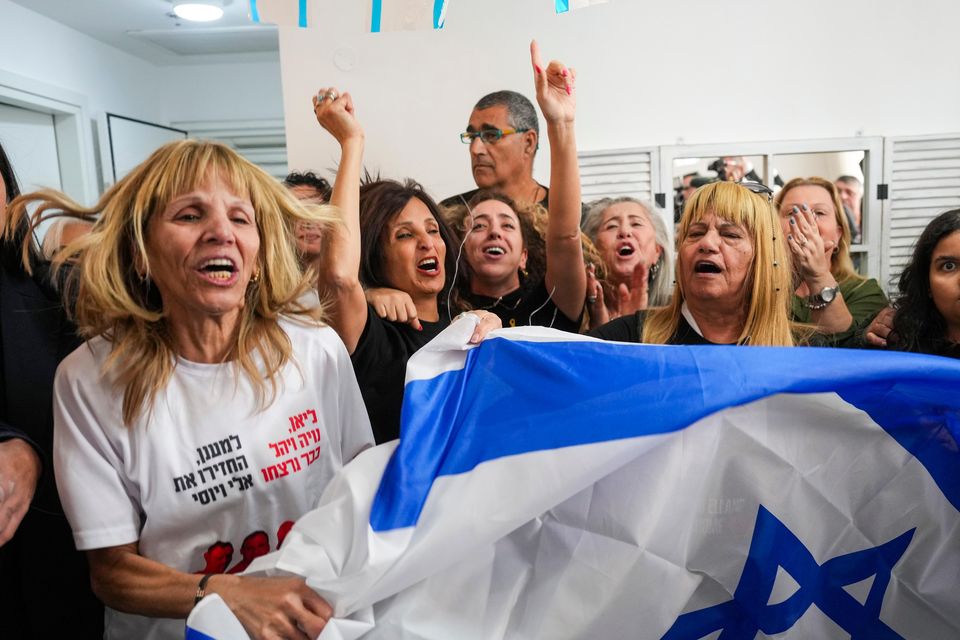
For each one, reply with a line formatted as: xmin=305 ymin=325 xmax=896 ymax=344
xmin=370 ymin=0 xmax=448 ymax=32
xmin=555 ymin=0 xmax=609 ymax=14
xmin=187 ymin=320 xmax=960 ymax=639
xmin=249 ymin=0 xmax=309 ymax=28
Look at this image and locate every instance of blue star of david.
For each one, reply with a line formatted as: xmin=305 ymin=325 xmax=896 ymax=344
xmin=662 ymin=505 xmax=915 ymax=640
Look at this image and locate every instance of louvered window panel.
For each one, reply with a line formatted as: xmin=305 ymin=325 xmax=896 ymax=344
xmin=881 ymin=135 xmax=960 ymax=293
xmin=173 ymin=119 xmax=288 ymax=180
xmin=578 ymin=147 xmax=658 ymax=204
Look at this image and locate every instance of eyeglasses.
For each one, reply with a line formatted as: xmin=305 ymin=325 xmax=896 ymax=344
xmin=738 ymin=180 xmax=774 ymax=202
xmin=460 ymin=128 xmax=529 ymax=145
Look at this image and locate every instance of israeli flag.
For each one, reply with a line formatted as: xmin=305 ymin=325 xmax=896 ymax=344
xmin=370 ymin=0 xmax=447 ymax=33
xmin=187 ymin=320 xmax=960 ymax=639
xmin=555 ymin=0 xmax=609 ymax=14
xmin=248 ymin=0 xmax=308 ymax=28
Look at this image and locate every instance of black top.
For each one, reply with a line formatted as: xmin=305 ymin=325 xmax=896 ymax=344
xmin=930 ymin=343 xmax=960 ymax=359
xmin=589 ymin=311 xmax=729 ymax=345
xmin=350 ymin=305 xmax=448 ymax=443
xmin=466 ymin=277 xmax=582 ymax=332
xmin=892 ymin=340 xmax=960 ymax=360
xmin=441 ymin=185 xmax=589 ymax=222
xmin=0 ymin=245 xmax=103 ymax=637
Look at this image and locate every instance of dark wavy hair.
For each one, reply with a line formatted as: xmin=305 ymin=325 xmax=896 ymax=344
xmin=892 ymin=208 xmax=960 ymax=353
xmin=358 ymin=176 xmax=465 ymax=313
xmin=283 ymin=170 xmax=331 ymax=201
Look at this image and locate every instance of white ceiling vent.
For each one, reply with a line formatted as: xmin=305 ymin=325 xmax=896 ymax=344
xmin=127 ymin=25 xmax=279 ymax=56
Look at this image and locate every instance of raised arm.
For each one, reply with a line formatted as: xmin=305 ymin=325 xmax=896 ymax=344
xmin=313 ymin=87 xmax=368 ymax=353
xmin=531 ymin=40 xmax=586 ymax=321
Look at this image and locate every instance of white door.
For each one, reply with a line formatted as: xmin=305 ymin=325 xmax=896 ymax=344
xmin=0 ymin=101 xmax=63 ymax=193
xmin=0 ymin=102 xmax=65 ymax=242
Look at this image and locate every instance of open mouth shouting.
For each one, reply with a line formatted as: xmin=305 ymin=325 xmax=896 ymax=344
xmin=197 ymin=257 xmax=240 ymax=285
xmin=482 ymin=245 xmax=507 ymax=258
xmin=616 ymin=242 xmax=636 ymax=258
xmin=693 ymin=259 xmax=723 ymax=275
xmin=416 ymin=257 xmax=441 ymax=275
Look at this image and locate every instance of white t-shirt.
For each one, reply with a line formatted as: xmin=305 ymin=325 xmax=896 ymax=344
xmin=53 ymin=319 xmax=373 ymax=640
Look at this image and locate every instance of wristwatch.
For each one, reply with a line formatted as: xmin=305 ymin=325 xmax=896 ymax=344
xmin=807 ymin=285 xmax=839 ymax=310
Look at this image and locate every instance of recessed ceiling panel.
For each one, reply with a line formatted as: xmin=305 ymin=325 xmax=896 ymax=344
xmin=128 ymin=26 xmax=279 ymax=56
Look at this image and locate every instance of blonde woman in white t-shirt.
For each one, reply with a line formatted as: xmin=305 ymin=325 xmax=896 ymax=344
xmin=7 ymin=140 xmax=375 ymax=640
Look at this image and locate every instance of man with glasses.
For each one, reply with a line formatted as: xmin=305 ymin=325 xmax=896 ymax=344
xmin=442 ymin=90 xmax=550 ymax=210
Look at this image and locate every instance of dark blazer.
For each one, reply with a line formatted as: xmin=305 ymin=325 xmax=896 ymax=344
xmin=0 ymin=247 xmax=103 ymax=638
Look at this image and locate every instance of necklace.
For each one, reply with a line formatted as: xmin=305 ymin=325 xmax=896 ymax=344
xmin=476 ymin=289 xmax=524 ymax=312
xmin=530 ymin=182 xmax=543 ymax=204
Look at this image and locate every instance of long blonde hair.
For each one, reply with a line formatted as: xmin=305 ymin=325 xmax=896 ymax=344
xmin=773 ymin=176 xmax=863 ymax=285
xmin=643 ymin=181 xmax=794 ymax=346
xmin=5 ymin=139 xmax=338 ymax=426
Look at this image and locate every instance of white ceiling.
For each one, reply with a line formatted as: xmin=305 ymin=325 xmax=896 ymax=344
xmin=10 ymin=0 xmax=279 ymax=65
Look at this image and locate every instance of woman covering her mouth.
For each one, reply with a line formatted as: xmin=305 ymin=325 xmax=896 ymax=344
xmin=590 ymin=181 xmax=795 ymax=346
xmin=773 ymin=177 xmax=887 ymax=345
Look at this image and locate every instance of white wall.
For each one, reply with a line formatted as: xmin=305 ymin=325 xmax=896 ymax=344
xmin=279 ymin=0 xmax=960 ymax=200
xmin=0 ymin=0 xmax=284 ymax=198
xmin=0 ymin=0 xmax=163 ymax=124
xmin=159 ymin=61 xmax=284 ymax=125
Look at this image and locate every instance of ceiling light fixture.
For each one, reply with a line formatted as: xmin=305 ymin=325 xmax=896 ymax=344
xmin=173 ymin=3 xmax=225 ymax=22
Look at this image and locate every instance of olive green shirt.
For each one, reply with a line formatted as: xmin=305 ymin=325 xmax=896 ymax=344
xmin=791 ymin=277 xmax=888 ymax=346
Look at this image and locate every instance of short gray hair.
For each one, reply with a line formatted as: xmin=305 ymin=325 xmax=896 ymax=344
xmin=836 ymin=175 xmax=863 ymax=193
xmin=473 ymin=90 xmax=539 ymax=145
xmin=41 ymin=218 xmax=94 ymax=260
xmin=582 ymin=197 xmax=674 ymax=307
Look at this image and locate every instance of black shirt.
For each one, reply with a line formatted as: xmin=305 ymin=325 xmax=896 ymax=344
xmin=350 ymin=305 xmax=448 ymax=443
xmin=466 ymin=278 xmax=582 ymax=333
xmin=589 ymin=311 xmax=729 ymax=345
xmin=441 ymin=186 xmax=549 ymax=211
xmin=440 ymin=185 xmax=588 ymax=221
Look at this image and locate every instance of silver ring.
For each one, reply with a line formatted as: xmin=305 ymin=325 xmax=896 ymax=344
xmin=587 ymin=296 xmax=598 ymax=304
xmin=324 ymin=91 xmax=338 ymax=101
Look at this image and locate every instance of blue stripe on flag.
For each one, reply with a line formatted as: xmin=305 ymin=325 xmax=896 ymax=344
xmin=299 ymin=0 xmax=308 ymax=27
xmin=370 ymin=0 xmax=382 ymax=32
xmin=185 ymin=628 xmax=217 ymax=640
xmin=433 ymin=0 xmax=445 ymax=28
xmin=370 ymin=341 xmax=960 ymax=532
xmin=249 ymin=0 xmax=260 ymax=23
xmin=556 ymin=0 xmax=570 ymax=14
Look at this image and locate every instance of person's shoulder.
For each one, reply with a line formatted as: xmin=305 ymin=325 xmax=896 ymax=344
xmin=280 ymin=317 xmax=348 ymax=357
xmin=55 ymin=336 xmax=112 ymax=395
xmin=440 ymin=188 xmax=479 ymax=208
xmin=589 ymin=311 xmax=645 ymax=342
xmin=59 ymin=336 xmax=109 ymax=371
xmin=841 ymin=275 xmax=882 ymax=290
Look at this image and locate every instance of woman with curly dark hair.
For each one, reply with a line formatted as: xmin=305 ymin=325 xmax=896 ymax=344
xmin=885 ymin=209 xmax=960 ymax=358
